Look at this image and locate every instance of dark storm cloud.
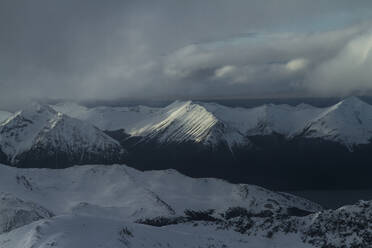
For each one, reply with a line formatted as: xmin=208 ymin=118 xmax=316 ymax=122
xmin=1 ymin=0 xmax=372 ymax=108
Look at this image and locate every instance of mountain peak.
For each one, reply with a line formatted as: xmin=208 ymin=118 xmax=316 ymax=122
xmin=324 ymin=96 xmax=372 ymax=117
xmin=299 ymin=96 xmax=372 ymax=147
xmin=0 ymin=103 xmax=125 ymax=166
xmin=338 ymin=96 xmax=366 ymax=107
xmin=129 ymin=99 xmax=220 ymax=144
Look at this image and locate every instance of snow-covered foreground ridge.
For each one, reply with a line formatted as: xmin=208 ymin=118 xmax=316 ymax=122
xmin=0 ymin=163 xmax=321 ymax=220
xmin=1 ymin=163 xmax=372 ymax=248
xmin=53 ymin=96 xmax=372 ymax=148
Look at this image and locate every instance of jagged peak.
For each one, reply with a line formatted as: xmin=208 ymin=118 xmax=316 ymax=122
xmin=163 ymin=100 xmax=217 ymax=121
xmin=336 ymin=96 xmax=369 ymax=108
xmin=43 ymin=98 xmax=372 ymax=148
xmin=0 ymin=103 xmax=68 ymax=132
xmin=0 ymin=102 xmax=125 ymax=163
xmin=166 ymin=100 xmax=222 ymax=109
xmin=317 ymin=96 xmax=372 ymax=119
xmin=129 ymin=100 xmax=223 ymax=144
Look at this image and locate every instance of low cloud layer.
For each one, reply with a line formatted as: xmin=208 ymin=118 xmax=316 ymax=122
xmin=1 ymin=0 xmax=372 ymax=108
xmin=161 ymin=25 xmax=372 ymax=98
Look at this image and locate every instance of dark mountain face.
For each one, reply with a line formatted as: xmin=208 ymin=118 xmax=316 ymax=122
xmin=0 ymin=118 xmax=371 ymax=190
xmin=10 ymin=145 xmax=126 ymax=169
xmin=2 ymin=125 xmax=368 ymax=190
xmin=105 ymin=130 xmax=372 ymax=191
xmin=0 ymin=150 xmax=7 ymax=165
xmin=0 ymin=146 xmax=126 ymax=169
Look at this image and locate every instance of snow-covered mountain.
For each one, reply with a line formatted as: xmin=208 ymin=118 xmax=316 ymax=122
xmin=0 ymin=97 xmax=368 ymax=189
xmin=49 ymin=97 xmax=372 ymax=190
xmin=53 ymin=96 xmax=372 ymax=148
xmin=0 ymin=163 xmax=372 ymax=248
xmin=54 ymin=101 xmax=250 ymax=148
xmin=296 ymin=96 xmax=372 ymax=148
xmin=0 ymin=103 xmax=125 ymax=167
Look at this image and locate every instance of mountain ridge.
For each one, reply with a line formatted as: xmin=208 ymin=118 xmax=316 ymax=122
xmin=0 ymin=163 xmax=372 ymax=248
xmin=1 ymin=98 xmax=372 ymax=190
xmin=52 ymin=96 xmax=372 ymax=148
xmin=0 ymin=103 xmax=126 ymax=167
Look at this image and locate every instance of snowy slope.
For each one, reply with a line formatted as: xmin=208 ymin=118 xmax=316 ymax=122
xmin=0 ymin=103 xmax=125 ymax=165
xmin=53 ymin=101 xmax=322 ymax=138
xmin=128 ymin=101 xmax=252 ymax=147
xmin=0 ymin=193 xmax=53 ymax=234
xmin=52 ymin=97 xmax=372 ymax=148
xmin=201 ymin=102 xmax=323 ymax=136
xmin=53 ymin=101 xmax=321 ymax=147
xmin=0 ymin=163 xmax=321 ymax=220
xmin=0 ymin=214 xmax=314 ymax=248
xmin=0 ymin=164 xmax=372 ymax=247
xmin=296 ymin=96 xmax=372 ymax=148
xmin=54 ymin=101 xmax=249 ymax=147
xmin=0 ymin=163 xmax=320 ymax=248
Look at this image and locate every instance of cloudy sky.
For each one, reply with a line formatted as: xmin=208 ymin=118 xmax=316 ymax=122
xmin=1 ymin=0 xmax=372 ymax=108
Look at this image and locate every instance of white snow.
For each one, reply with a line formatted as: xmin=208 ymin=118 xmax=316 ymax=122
xmin=0 ymin=103 xmax=124 ymax=163
xmin=0 ymin=164 xmax=321 ymax=219
xmin=52 ymin=96 xmax=372 ymax=147
xmin=0 ymin=193 xmax=53 ymax=234
xmin=0 ymin=214 xmax=314 ymax=248
xmin=0 ymin=97 xmax=370 ymax=247
xmin=297 ymin=96 xmax=372 ymax=148
xmin=0 ymin=163 xmax=370 ymax=248
xmin=0 ymin=163 xmax=322 ymax=248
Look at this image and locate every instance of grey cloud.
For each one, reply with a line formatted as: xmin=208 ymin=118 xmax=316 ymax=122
xmin=307 ymin=31 xmax=372 ymax=96
xmin=161 ymin=25 xmax=369 ymax=97
xmin=1 ymin=0 xmax=372 ymax=108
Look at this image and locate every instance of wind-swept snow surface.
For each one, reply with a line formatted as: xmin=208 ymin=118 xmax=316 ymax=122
xmin=0 ymin=164 xmax=321 ymax=218
xmin=0 ymin=215 xmax=315 ymax=248
xmin=0 ymin=164 xmax=371 ymax=247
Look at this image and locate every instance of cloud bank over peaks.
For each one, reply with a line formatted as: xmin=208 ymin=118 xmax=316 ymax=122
xmin=2 ymin=0 xmax=372 ymax=108
xmin=161 ymin=24 xmax=372 ymax=97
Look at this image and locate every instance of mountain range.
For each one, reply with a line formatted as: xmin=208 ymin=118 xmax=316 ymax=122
xmin=1 ymin=98 xmax=372 ymax=247
xmin=1 ymin=97 xmax=372 ymax=189
xmin=53 ymin=96 xmax=372 ymax=148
